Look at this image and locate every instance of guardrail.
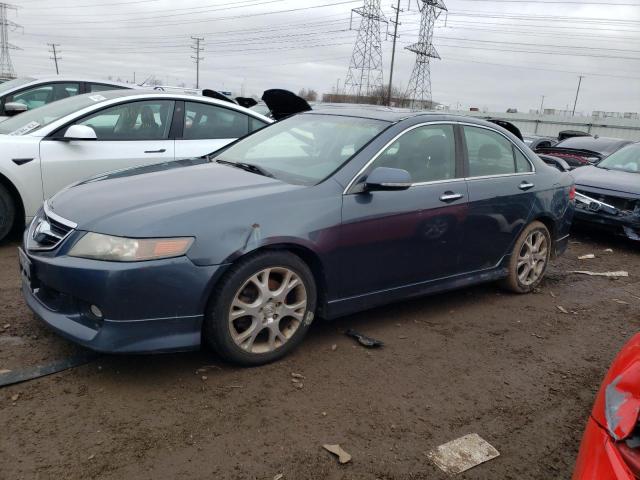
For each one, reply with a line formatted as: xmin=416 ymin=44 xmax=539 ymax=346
xmin=449 ymin=111 xmax=640 ymax=141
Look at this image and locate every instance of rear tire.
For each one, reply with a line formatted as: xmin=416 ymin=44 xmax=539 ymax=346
xmin=0 ymin=184 xmax=15 ymax=243
xmin=203 ymin=251 xmax=317 ymax=366
xmin=502 ymin=221 xmax=551 ymax=293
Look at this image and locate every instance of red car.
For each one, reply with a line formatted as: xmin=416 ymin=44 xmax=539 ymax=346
xmin=573 ymin=334 xmax=640 ymax=479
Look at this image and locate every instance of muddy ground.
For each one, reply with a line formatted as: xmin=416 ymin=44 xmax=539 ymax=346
xmin=1 ymin=230 xmax=639 ymax=480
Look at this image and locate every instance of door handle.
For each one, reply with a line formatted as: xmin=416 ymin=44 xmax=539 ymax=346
xmin=519 ymin=181 xmax=535 ymax=191
xmin=439 ymin=192 xmax=464 ymax=203
xmin=144 ymin=148 xmax=166 ymax=154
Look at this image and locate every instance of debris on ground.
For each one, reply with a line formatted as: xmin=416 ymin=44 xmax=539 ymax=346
xmin=0 ymin=352 xmax=100 ymax=388
xmin=604 ymin=248 xmax=614 ymax=253
xmin=612 ymin=299 xmax=629 ymax=305
xmin=557 ymin=306 xmax=569 ymax=314
xmin=427 ymin=433 xmax=500 ymax=475
xmin=549 ymin=291 xmax=557 ymax=298
xmin=10 ymin=393 xmax=19 ymax=402
xmin=322 ymin=444 xmax=352 ymax=464
xmin=345 ymin=329 xmax=384 ymax=348
xmin=291 ymin=372 xmax=305 ymax=379
xmin=273 ymin=474 xmax=283 ymax=480
xmin=331 ymin=344 xmax=337 ymax=351
xmin=2 ymin=324 xmax=9 ymax=330
xmin=578 ymin=254 xmax=595 ymax=260
xmin=0 ymin=369 xmax=11 ymax=375
xmin=570 ymin=270 xmax=629 ymax=278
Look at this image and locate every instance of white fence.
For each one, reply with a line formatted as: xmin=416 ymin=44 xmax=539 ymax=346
xmin=449 ymin=111 xmax=640 ymax=141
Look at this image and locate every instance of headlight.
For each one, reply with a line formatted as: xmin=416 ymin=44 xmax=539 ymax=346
xmin=69 ymin=232 xmax=193 ymax=262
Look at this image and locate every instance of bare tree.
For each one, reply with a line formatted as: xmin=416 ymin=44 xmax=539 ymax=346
xmin=298 ymin=88 xmax=318 ymax=102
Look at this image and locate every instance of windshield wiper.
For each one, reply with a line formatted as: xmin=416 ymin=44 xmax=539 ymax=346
xmin=215 ymin=159 xmax=274 ymax=178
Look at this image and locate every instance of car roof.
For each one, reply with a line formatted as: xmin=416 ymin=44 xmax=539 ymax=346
xmin=556 ymin=136 xmax=632 ymax=154
xmin=303 ymin=107 xmax=507 ymax=128
xmin=15 ymin=75 xmax=134 ymax=88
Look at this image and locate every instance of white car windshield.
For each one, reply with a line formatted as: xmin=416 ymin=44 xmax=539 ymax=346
xmin=0 ymin=93 xmax=109 ymax=136
xmin=0 ymin=77 xmax=35 ymax=95
xmin=598 ymin=143 xmax=640 ymax=173
xmin=212 ymin=114 xmax=389 ymax=185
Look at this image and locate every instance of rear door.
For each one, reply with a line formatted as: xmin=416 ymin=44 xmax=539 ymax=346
xmin=460 ymin=124 xmax=536 ymax=271
xmin=340 ymin=123 xmax=469 ymax=297
xmin=40 ymin=99 xmax=175 ymax=198
xmin=174 ymin=101 xmax=268 ymax=159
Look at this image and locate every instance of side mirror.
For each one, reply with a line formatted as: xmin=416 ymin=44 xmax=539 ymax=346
xmin=63 ymin=124 xmax=97 ymax=141
xmin=538 ymin=154 xmax=571 ymax=172
xmin=364 ymin=167 xmax=412 ymax=192
xmin=4 ymin=102 xmax=28 ymax=117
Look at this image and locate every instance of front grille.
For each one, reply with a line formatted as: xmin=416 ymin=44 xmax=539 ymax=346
xmin=26 ymin=203 xmax=77 ymax=251
xmin=576 ymin=189 xmax=639 ymax=214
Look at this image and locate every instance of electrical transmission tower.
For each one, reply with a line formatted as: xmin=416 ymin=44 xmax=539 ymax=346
xmin=0 ymin=2 xmax=20 ymax=81
xmin=190 ymin=36 xmax=204 ymax=89
xmin=344 ymin=0 xmax=386 ymax=101
xmin=48 ymin=43 xmax=61 ymax=75
xmin=404 ymin=0 xmax=446 ymax=110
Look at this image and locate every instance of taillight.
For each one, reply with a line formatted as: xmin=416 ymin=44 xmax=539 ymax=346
xmin=569 ymin=185 xmax=576 ymax=201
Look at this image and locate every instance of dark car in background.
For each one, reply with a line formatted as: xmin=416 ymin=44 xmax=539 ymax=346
xmin=571 ymin=142 xmax=640 ymax=241
xmin=523 ymin=134 xmax=557 ymax=150
xmin=537 ymin=136 xmax=633 ymax=168
xmin=20 ymin=110 xmax=575 ymax=365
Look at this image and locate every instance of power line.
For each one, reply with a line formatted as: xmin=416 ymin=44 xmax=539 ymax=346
xmin=48 ymin=42 xmax=60 ymax=74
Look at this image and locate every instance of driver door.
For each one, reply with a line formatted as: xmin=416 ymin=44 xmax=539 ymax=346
xmin=39 ymin=99 xmax=175 ymax=198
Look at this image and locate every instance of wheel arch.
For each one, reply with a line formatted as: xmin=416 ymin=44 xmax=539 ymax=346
xmin=0 ymin=171 xmax=25 ymax=234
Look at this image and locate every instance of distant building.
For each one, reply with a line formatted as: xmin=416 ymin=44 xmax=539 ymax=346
xmin=320 ymin=93 xmax=439 ymax=109
xmin=592 ymin=111 xmax=639 ymax=120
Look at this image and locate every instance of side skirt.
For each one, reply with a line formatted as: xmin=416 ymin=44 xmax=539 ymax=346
xmin=324 ymin=265 xmax=509 ymax=320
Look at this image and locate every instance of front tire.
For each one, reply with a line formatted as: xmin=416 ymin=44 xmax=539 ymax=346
xmin=203 ymin=251 xmax=317 ymax=366
xmin=0 ymin=184 xmax=16 ymax=243
xmin=502 ymin=221 xmax=551 ymax=293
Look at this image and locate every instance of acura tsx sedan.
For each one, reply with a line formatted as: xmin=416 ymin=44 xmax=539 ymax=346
xmin=20 ymin=109 xmax=575 ymax=365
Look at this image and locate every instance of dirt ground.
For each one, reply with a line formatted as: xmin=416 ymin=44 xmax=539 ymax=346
xmin=1 ymin=229 xmax=639 ymax=480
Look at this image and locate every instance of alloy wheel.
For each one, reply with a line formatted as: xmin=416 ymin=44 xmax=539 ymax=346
xmin=517 ymin=229 xmax=548 ymax=286
xmin=228 ymin=267 xmax=307 ymax=354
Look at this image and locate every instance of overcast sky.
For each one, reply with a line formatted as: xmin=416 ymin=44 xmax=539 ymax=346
xmin=7 ymin=0 xmax=640 ymax=114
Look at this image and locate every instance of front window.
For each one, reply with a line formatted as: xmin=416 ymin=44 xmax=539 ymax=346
xmin=77 ymin=100 xmax=175 ymax=140
xmin=0 ymin=93 xmax=111 ymax=136
xmin=212 ymin=114 xmax=388 ymax=185
xmin=371 ymin=124 xmax=457 ymax=183
xmin=597 ymin=143 xmax=640 ymax=173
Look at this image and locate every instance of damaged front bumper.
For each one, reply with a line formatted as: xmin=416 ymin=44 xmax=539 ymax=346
xmin=574 ymin=192 xmax=640 ymax=241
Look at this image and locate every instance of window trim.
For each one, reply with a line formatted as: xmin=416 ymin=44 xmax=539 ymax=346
xmin=46 ymin=98 xmax=176 ymax=141
xmin=459 ymin=122 xmax=535 ymax=179
xmin=344 ymin=120 xmax=536 ymax=195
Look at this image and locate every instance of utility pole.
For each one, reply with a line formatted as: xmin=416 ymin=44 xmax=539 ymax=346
xmin=539 ymin=95 xmax=545 ymax=115
xmin=386 ymin=0 xmax=402 ymax=106
xmin=48 ymin=43 xmax=60 ymax=74
xmin=190 ymin=36 xmax=204 ymax=89
xmin=344 ymin=0 xmax=387 ymax=102
xmin=0 ymin=3 xmax=20 ymax=81
xmin=572 ymin=75 xmax=584 ymax=117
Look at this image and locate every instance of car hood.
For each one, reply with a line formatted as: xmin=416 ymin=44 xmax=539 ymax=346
xmin=571 ymin=165 xmax=640 ymax=198
xmin=48 ymin=160 xmax=302 ymax=236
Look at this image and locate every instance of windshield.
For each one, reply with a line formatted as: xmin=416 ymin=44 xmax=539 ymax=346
xmin=0 ymin=77 xmax=35 ymax=96
xmin=598 ymin=143 xmax=640 ymax=173
xmin=212 ymin=114 xmax=389 ymax=185
xmin=0 ymin=93 xmax=109 ymax=135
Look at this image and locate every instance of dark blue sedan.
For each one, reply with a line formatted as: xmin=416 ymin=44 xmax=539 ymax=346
xmin=20 ymin=109 xmax=575 ymax=365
